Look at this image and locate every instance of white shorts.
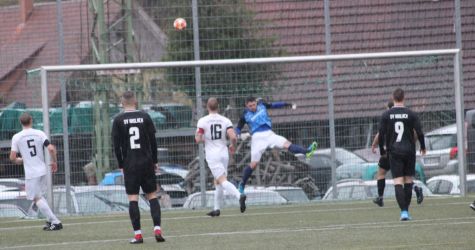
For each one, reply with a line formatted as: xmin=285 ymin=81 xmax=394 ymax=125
xmin=25 ymin=175 xmax=47 ymax=200
xmin=251 ymin=130 xmax=288 ymax=162
xmin=206 ymin=155 xmax=229 ymax=180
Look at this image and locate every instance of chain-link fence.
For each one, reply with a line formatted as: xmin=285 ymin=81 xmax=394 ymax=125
xmin=0 ymin=0 xmax=473 ymax=216
xmin=26 ymin=50 xmax=459 ymax=215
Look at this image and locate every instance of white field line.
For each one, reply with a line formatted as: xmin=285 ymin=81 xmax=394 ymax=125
xmin=0 ymin=200 xmax=473 ymax=231
xmin=0 ymin=217 xmax=474 ymax=249
xmin=0 ymin=197 xmax=469 ymax=225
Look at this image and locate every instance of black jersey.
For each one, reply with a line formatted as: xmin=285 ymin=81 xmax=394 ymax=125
xmin=112 ymin=110 xmax=158 ymax=170
xmin=378 ymin=106 xmax=426 ymax=156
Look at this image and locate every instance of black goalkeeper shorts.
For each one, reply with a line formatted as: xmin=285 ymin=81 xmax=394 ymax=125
xmin=378 ymin=156 xmax=390 ymax=171
xmin=389 ymin=153 xmax=415 ymax=179
xmin=124 ymin=165 xmax=157 ymax=195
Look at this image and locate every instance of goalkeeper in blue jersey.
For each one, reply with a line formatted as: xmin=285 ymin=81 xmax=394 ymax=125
xmin=235 ymin=96 xmax=317 ymax=194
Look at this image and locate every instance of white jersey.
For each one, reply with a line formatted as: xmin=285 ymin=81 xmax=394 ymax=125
xmin=196 ymin=113 xmax=233 ymax=160
xmin=11 ymin=128 xmax=48 ymax=179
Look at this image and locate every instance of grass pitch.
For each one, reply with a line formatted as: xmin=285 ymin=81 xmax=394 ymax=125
xmin=1 ymin=197 xmax=475 ymax=250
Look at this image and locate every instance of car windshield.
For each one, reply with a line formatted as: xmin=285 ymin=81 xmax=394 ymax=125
xmin=54 ymin=189 xmax=149 ymax=214
xmin=273 ymin=189 xmax=309 ymax=203
xmin=425 ymin=134 xmax=456 ymax=150
xmin=0 ymin=207 xmax=24 ymax=217
xmin=325 ymin=185 xmax=369 ymax=200
xmin=335 ymin=150 xmax=366 ymax=164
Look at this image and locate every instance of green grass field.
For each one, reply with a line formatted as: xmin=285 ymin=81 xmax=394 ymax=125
xmin=1 ymin=197 xmax=475 ymax=249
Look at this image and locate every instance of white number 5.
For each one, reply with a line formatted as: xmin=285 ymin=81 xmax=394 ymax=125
xmin=129 ymin=127 xmax=141 ymax=149
xmin=395 ymin=121 xmax=404 ymax=142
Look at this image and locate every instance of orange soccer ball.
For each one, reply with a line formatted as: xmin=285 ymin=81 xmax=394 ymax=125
xmin=173 ymin=18 xmax=187 ymax=31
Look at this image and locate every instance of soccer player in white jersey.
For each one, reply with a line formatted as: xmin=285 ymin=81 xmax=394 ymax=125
xmin=10 ymin=112 xmax=62 ymax=231
xmin=196 ymin=97 xmax=246 ymax=216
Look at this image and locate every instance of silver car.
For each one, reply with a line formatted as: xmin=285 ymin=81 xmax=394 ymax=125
xmin=420 ymin=124 xmax=459 ymax=179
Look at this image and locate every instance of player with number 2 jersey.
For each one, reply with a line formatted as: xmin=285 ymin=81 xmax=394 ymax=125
xmin=112 ymin=91 xmax=164 ymax=244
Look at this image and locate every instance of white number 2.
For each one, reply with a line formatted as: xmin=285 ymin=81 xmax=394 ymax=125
xmin=129 ymin=127 xmax=141 ymax=149
xmin=395 ymin=121 xmax=404 ymax=142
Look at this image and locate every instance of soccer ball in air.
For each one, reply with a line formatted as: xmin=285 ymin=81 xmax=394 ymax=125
xmin=173 ymin=18 xmax=187 ymax=31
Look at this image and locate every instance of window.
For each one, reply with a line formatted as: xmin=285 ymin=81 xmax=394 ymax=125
xmin=437 ymin=180 xmax=453 ymax=194
xmin=426 ymin=134 xmax=457 ymax=150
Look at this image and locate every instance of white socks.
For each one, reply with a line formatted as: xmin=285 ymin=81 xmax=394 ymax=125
xmin=214 ymin=184 xmax=223 ymax=210
xmin=36 ymin=197 xmax=60 ymax=224
xmin=221 ymin=180 xmax=241 ymax=200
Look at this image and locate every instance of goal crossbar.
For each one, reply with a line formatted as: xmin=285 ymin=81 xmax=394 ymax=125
xmin=31 ymin=48 xmax=460 ymax=73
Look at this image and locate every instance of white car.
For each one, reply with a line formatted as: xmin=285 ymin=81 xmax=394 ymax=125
xmin=419 ymin=124 xmax=459 ymax=178
xmin=0 ymin=204 xmax=27 ymax=217
xmin=0 ymin=178 xmax=25 ymax=191
xmin=426 ymin=174 xmax=475 ymax=195
xmin=183 ymin=189 xmax=287 ymax=209
xmin=323 ymin=179 xmax=433 ymax=200
xmin=53 ymin=185 xmax=150 ymax=215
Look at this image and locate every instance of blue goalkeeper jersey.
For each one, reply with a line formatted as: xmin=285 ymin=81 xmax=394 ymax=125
xmin=236 ymin=101 xmax=290 ymax=135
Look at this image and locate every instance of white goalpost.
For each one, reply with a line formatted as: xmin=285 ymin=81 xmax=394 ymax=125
xmin=32 ymin=48 xmax=464 ymax=211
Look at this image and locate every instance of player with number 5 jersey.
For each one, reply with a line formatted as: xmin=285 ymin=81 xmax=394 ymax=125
xmin=378 ymin=88 xmax=426 ymax=221
xmin=10 ymin=112 xmax=62 ymax=231
xmin=112 ymin=91 xmax=164 ymax=244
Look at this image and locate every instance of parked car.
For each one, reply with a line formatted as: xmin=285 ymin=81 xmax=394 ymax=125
xmin=0 ymin=190 xmax=31 ymax=212
xmin=0 ymin=204 xmax=27 ymax=217
xmin=100 ymin=165 xmax=189 ymax=207
xmin=183 ymin=189 xmax=287 ymax=209
xmin=322 ymin=179 xmax=371 ymax=200
xmin=0 ymin=178 xmax=25 ymax=191
xmin=252 ymin=186 xmax=309 ymax=203
xmin=336 ymin=160 xmax=426 ymax=183
xmin=323 ymin=179 xmax=433 ymax=201
xmin=53 ymin=185 xmax=150 ymax=215
xmin=419 ymin=124 xmax=459 ymax=178
xmin=302 ymin=148 xmax=367 ymax=192
xmin=365 ymin=179 xmax=433 ymax=199
xmin=426 ymin=174 xmax=475 ymax=195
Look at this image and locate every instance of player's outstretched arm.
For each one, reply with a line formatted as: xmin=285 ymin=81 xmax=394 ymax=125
xmin=195 ymin=128 xmax=205 ymax=143
xmin=9 ymin=151 xmax=22 ymax=165
xmin=263 ymin=101 xmax=296 ymax=110
xmin=371 ymin=133 xmax=379 ymax=154
xmin=378 ymin=114 xmax=388 ymax=156
xmin=227 ymin=127 xmax=237 ymax=154
xmin=47 ymin=144 xmax=58 ymax=173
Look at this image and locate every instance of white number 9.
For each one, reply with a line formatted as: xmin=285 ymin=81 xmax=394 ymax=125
xmin=395 ymin=121 xmax=404 ymax=142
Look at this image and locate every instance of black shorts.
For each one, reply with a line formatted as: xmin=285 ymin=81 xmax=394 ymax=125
xmin=389 ymin=153 xmax=415 ymax=178
xmin=378 ymin=156 xmax=390 ymax=171
xmin=124 ymin=166 xmax=157 ymax=195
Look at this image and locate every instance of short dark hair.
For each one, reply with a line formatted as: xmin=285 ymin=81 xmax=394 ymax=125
xmin=387 ymin=100 xmax=394 ymax=109
xmin=19 ymin=112 xmax=32 ymax=126
xmin=393 ymin=88 xmax=404 ymax=102
xmin=245 ymin=96 xmax=256 ymax=104
xmin=207 ymin=97 xmax=219 ymax=111
xmin=122 ymin=91 xmax=136 ymax=105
